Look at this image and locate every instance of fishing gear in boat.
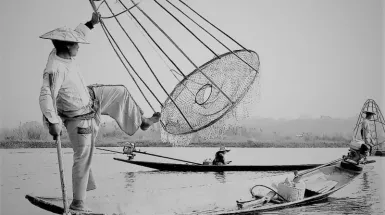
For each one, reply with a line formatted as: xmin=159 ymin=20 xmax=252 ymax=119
xmin=228 ymin=156 xmax=376 ymax=214
xmin=88 ymin=0 xmax=260 ymax=141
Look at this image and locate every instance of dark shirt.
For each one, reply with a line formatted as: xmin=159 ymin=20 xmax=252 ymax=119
xmin=213 ymin=151 xmax=225 ymax=165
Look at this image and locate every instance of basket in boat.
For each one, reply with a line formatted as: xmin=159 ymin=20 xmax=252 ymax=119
xmin=277 ymin=179 xmax=305 ymax=202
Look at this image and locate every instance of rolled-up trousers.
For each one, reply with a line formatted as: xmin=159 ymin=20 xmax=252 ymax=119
xmin=63 ymin=85 xmax=143 ymax=201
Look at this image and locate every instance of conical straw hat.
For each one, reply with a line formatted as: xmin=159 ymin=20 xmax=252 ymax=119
xmin=40 ymin=26 xmax=89 ymax=44
xmin=219 ymin=146 xmax=230 ymax=152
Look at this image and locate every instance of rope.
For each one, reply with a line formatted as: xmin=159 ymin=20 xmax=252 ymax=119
xmin=167 ymin=0 xmax=260 ymax=75
xmin=249 ymin=184 xmax=289 ymax=203
xmin=105 ymin=0 xmax=194 ymax=130
xmin=100 ymin=21 xmax=169 ymax=130
xmin=118 ymin=0 xmax=187 ymax=79
xmin=100 ymin=22 xmax=157 ymax=112
xmin=153 ymin=0 xmax=219 ymax=58
xmin=89 ymin=0 xmax=160 ymax=110
xmin=118 ymin=3 xmax=195 ymax=98
xmin=178 ymin=0 xmax=246 ymax=50
xmin=129 ymin=0 xmax=234 ymax=104
xmin=101 ymin=2 xmax=140 ymax=19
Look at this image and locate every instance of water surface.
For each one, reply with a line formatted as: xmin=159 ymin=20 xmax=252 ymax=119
xmin=0 ymin=147 xmax=383 ymax=215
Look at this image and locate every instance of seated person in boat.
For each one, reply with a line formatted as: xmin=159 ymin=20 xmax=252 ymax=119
xmin=39 ymin=12 xmax=161 ymax=212
xmin=361 ymin=110 xmax=376 ymax=155
xmin=212 ymin=146 xmax=232 ymax=165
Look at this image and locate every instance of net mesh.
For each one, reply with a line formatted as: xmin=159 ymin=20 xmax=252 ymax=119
xmin=161 ymin=49 xmax=260 ymax=136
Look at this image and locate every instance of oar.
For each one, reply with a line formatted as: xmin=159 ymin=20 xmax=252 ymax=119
xmin=55 ymin=136 xmax=70 ymax=215
xmin=96 ymin=147 xmax=202 ymax=165
xmin=293 ymin=157 xmax=342 ymax=183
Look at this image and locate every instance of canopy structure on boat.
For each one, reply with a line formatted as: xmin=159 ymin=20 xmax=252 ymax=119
xmin=352 ymin=99 xmax=385 ymax=155
xmin=88 ymin=0 xmax=260 ymax=142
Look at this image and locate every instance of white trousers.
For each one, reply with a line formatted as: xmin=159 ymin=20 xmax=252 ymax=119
xmin=64 ymin=85 xmax=143 ymax=201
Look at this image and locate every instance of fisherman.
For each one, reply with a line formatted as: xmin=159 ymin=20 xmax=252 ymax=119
xmin=39 ymin=12 xmax=161 ymax=212
xmin=212 ymin=146 xmax=232 ymax=165
xmin=361 ymin=110 xmax=376 ymax=155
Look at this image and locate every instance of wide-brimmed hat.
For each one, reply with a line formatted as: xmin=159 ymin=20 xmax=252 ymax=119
xmin=363 ymin=110 xmax=376 ymax=115
xmin=219 ymin=146 xmax=230 ymax=152
xmin=40 ymin=26 xmax=89 ymax=44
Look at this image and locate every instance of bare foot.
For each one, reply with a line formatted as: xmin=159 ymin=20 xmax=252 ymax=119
xmin=140 ymin=112 xmax=161 ymax=130
xmin=69 ymin=200 xmax=92 ymax=213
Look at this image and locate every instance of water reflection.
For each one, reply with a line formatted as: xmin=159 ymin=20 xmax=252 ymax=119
xmin=214 ymin=172 xmax=226 ymax=183
xmin=124 ymin=172 xmax=136 ymax=190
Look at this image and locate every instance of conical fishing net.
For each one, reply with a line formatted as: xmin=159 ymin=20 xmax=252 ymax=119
xmin=352 ymin=99 xmax=385 ymax=152
xmin=88 ymin=0 xmax=261 ymax=144
xmin=161 ymin=50 xmax=260 ymax=135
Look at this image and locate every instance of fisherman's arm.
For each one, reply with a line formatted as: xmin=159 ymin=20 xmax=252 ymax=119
xmin=80 ymin=12 xmax=100 ymax=32
xmin=39 ymin=69 xmax=65 ymax=138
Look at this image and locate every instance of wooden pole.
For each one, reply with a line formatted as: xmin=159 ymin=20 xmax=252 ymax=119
xmin=56 ymin=137 xmax=70 ymax=215
xmin=134 ymin=149 xmax=202 ymax=165
xmin=49 ymin=72 xmax=69 ymax=214
xmin=293 ymin=158 xmax=342 ymax=183
xmin=96 ymin=147 xmax=202 ymax=165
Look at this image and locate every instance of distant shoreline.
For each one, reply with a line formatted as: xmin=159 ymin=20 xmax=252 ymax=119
xmin=0 ymin=140 xmax=350 ymax=149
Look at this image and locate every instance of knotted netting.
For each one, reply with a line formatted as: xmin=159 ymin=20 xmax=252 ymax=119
xmin=161 ymin=49 xmax=259 ymax=135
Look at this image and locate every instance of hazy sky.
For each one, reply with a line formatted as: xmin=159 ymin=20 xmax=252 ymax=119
xmin=0 ymin=0 xmax=383 ymax=129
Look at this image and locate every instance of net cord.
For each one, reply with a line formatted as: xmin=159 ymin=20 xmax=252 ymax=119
xmin=117 ymin=0 xmax=187 ymax=79
xmin=104 ymin=1 xmax=194 ymax=130
xmin=128 ymin=0 xmax=235 ymax=104
xmin=178 ymin=0 xmax=246 ymax=50
xmin=91 ymin=0 xmax=161 ymax=109
xmin=167 ymin=0 xmax=260 ymax=75
xmin=100 ymin=22 xmax=157 ymax=112
xmin=153 ymin=0 xmax=219 ymax=58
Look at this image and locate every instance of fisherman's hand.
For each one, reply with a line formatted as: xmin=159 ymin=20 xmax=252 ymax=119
xmin=49 ymin=123 xmax=62 ymax=140
xmin=90 ymin=12 xmax=101 ymax=25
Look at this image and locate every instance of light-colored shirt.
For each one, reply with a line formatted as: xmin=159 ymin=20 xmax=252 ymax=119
xmin=361 ymin=119 xmax=375 ymax=146
xmin=39 ymin=24 xmax=92 ymax=124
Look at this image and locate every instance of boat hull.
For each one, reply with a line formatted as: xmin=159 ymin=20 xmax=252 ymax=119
xmin=113 ymin=158 xmax=321 ymax=172
xmin=181 ymin=162 xmax=369 ymax=215
xmin=25 ymin=195 xmax=105 ymax=215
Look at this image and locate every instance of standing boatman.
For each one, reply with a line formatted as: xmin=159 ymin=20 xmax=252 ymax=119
xmin=361 ymin=110 xmax=376 ymax=155
xmin=39 ymin=12 xmax=161 ymax=212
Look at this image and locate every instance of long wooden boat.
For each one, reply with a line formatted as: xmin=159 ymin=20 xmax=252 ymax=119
xmin=113 ymin=158 xmax=321 ymax=172
xmin=25 ymin=195 xmax=105 ymax=215
xmin=180 ymin=160 xmax=374 ymax=215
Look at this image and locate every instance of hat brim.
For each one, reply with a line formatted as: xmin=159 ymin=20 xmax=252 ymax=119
xmin=40 ymin=36 xmax=90 ymax=44
xmin=39 ymin=27 xmax=90 ymax=44
xmin=363 ymin=111 xmax=376 ymax=115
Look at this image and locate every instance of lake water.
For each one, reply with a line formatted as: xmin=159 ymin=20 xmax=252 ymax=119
xmin=0 ymin=147 xmax=384 ymax=215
